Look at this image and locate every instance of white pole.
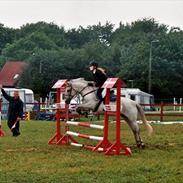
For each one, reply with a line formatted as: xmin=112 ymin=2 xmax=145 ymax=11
xmin=40 ymin=97 xmax=42 ymax=110
xmin=45 ymin=98 xmax=48 ymax=108
xmin=180 ymin=98 xmax=182 ymax=112
xmin=173 ymin=98 xmax=176 ymax=111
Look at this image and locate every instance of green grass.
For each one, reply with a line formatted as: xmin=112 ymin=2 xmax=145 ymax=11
xmin=0 ymin=120 xmax=182 ymax=183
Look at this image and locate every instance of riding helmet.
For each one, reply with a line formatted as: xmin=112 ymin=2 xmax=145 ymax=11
xmin=89 ymin=61 xmax=98 ymax=68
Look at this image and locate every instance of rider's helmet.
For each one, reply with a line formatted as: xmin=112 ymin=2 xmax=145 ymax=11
xmin=89 ymin=61 xmax=98 ymax=68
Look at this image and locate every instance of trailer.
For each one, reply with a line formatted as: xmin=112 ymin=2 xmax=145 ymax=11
xmin=120 ymin=88 xmax=154 ymax=111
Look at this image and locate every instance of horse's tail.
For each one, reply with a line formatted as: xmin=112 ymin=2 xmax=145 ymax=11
xmin=136 ymin=103 xmax=153 ymax=136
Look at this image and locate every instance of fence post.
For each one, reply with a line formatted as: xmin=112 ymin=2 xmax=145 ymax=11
xmin=173 ymin=98 xmax=176 ymax=111
xmin=160 ymin=101 xmax=164 ymax=122
xmin=180 ymin=98 xmax=182 ymax=112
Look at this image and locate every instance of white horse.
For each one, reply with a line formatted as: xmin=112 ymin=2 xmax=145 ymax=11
xmin=64 ymin=78 xmax=153 ymax=148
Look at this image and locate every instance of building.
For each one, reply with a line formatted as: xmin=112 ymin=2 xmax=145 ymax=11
xmin=0 ymin=61 xmax=28 ymax=87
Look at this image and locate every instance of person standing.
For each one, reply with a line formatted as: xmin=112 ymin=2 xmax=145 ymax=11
xmin=89 ymin=61 xmax=107 ymax=111
xmin=0 ymin=85 xmax=23 ymax=136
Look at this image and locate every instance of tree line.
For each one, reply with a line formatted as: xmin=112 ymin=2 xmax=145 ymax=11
xmin=0 ymin=18 xmax=183 ymax=100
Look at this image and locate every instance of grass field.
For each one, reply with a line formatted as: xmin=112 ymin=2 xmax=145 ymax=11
xmin=0 ymin=119 xmax=183 ymax=183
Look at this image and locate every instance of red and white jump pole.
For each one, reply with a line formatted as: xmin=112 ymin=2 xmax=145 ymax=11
xmin=103 ymin=78 xmax=131 ymax=155
xmin=48 ymin=80 xmax=68 ymax=144
xmin=66 ymin=121 xmax=104 ymax=130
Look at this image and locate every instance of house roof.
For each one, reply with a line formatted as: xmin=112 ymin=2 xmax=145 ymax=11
xmin=0 ymin=61 xmax=28 ymax=87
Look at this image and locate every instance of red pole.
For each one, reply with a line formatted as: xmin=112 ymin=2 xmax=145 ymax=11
xmin=115 ymin=79 xmax=121 ymax=154
xmin=65 ymin=103 xmax=69 ymax=143
xmin=56 ymin=88 xmax=61 ymax=141
xmin=103 ymin=88 xmax=110 ymax=141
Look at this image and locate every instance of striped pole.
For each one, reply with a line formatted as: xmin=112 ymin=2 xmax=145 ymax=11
xmin=70 ymin=142 xmax=104 ymax=151
xmin=66 ymin=131 xmax=103 ymax=141
xmin=66 ymin=121 xmax=104 ymax=130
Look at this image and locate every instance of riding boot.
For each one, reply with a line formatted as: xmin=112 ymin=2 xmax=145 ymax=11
xmin=93 ymin=100 xmax=103 ymax=112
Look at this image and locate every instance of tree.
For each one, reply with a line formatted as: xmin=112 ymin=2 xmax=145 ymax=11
xmin=0 ymin=23 xmax=16 ymax=67
xmin=16 ymin=21 xmax=67 ymax=48
xmin=0 ymin=23 xmax=16 ymax=54
xmin=19 ymin=48 xmax=89 ymax=98
xmin=0 ymin=19 xmax=183 ymax=99
xmin=19 ymin=49 xmax=64 ymax=98
xmin=65 ymin=22 xmax=114 ymax=48
xmin=2 ymin=31 xmax=59 ymax=60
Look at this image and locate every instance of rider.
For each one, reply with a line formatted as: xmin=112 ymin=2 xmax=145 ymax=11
xmin=89 ymin=61 xmax=107 ymax=111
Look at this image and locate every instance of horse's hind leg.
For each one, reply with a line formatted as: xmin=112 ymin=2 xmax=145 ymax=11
xmin=132 ymin=123 xmax=145 ymax=148
xmin=123 ymin=116 xmax=145 ymax=148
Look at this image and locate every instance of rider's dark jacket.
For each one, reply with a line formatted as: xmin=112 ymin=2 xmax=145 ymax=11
xmin=92 ymin=68 xmax=107 ymax=88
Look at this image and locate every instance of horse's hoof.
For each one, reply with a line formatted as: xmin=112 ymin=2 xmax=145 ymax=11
xmin=141 ymin=143 xmax=145 ymax=149
xmin=137 ymin=142 xmax=145 ymax=149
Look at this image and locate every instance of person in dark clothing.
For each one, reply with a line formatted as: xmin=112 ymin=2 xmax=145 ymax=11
xmin=89 ymin=61 xmax=107 ymax=111
xmin=0 ymin=85 xmax=23 ymax=136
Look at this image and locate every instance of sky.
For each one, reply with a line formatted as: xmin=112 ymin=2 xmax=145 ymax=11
xmin=0 ymin=0 xmax=183 ymax=30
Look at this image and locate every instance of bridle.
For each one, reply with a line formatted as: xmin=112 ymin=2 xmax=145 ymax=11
xmin=65 ymin=82 xmax=96 ymax=103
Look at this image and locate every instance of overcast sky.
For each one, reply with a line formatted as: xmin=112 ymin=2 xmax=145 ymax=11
xmin=0 ymin=0 xmax=183 ymax=30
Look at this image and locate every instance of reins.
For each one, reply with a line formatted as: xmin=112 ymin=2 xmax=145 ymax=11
xmin=68 ymin=83 xmax=96 ymax=100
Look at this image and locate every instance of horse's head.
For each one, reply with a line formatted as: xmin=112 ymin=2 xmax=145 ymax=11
xmin=64 ymin=78 xmax=89 ymax=104
xmin=64 ymin=81 xmax=76 ymax=104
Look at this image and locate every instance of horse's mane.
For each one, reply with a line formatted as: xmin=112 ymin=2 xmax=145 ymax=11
xmin=70 ymin=78 xmax=89 ymax=84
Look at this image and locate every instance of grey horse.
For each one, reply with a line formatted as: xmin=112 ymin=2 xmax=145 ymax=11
xmin=64 ymin=78 xmax=153 ymax=148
